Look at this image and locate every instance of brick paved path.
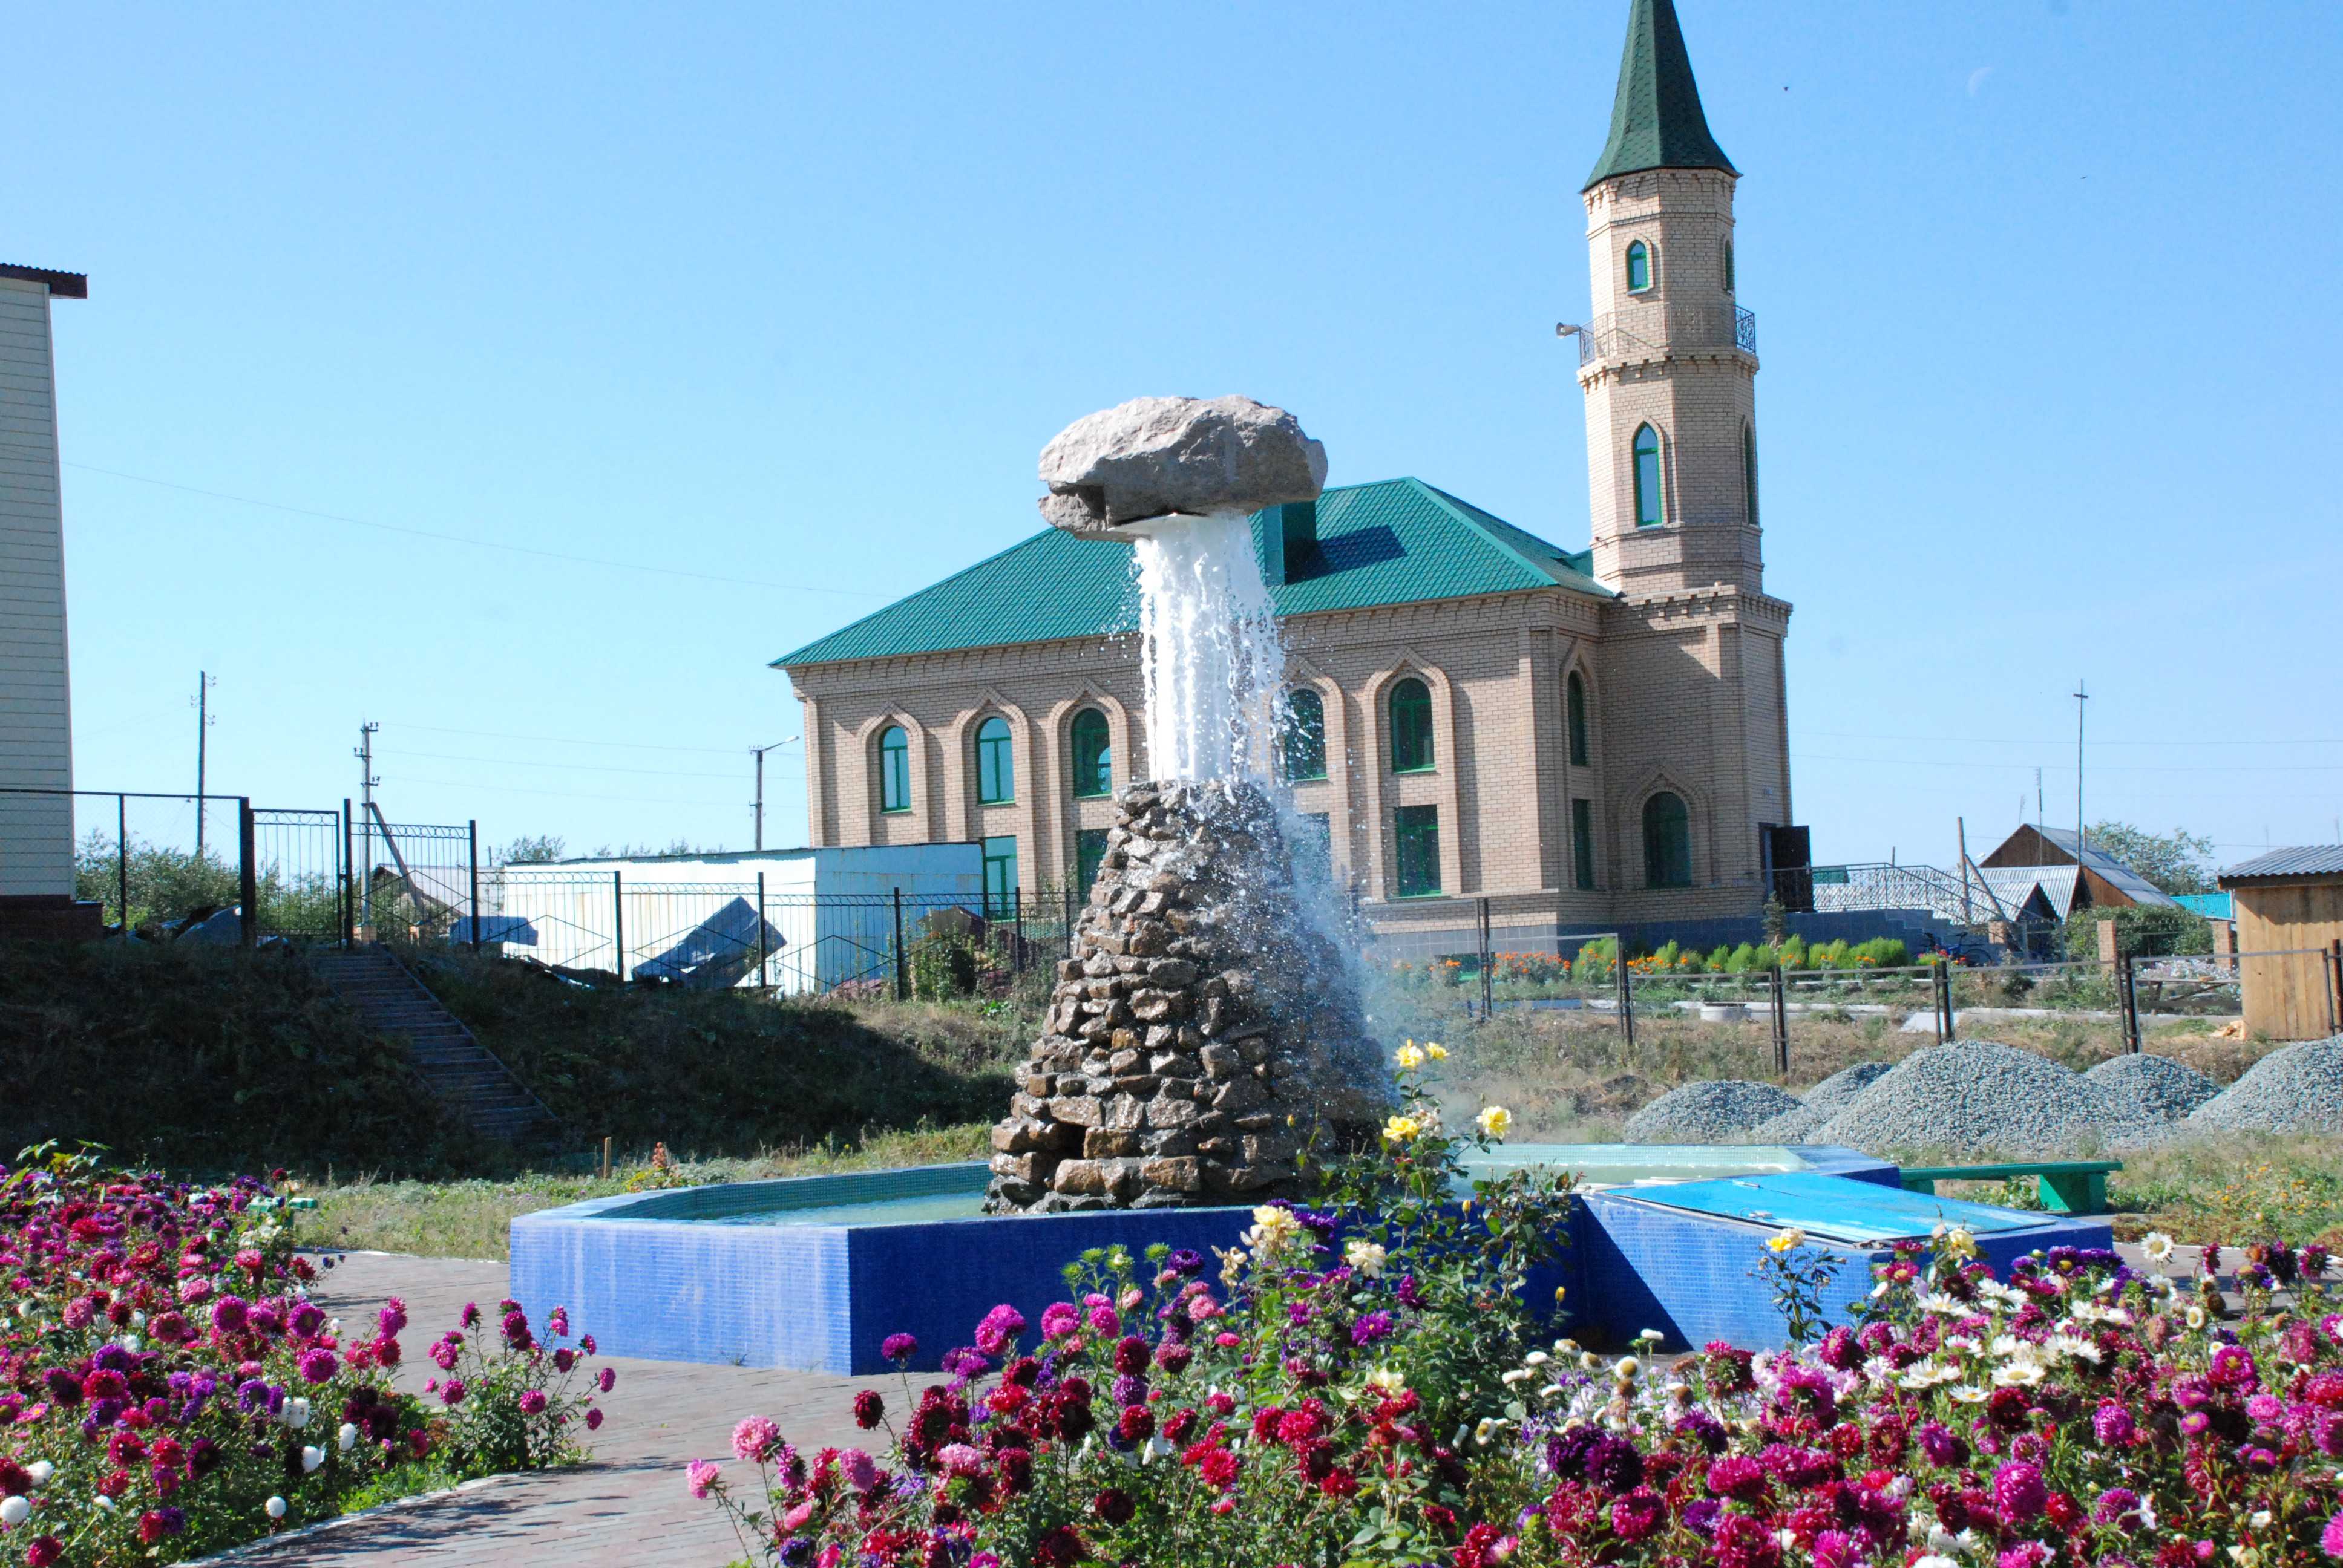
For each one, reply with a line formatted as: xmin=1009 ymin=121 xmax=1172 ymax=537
xmin=211 ymin=1253 xmax=863 ymax=1568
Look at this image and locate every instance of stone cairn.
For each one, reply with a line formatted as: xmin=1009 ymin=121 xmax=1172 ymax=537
xmin=985 ymin=780 xmax=1387 ymax=1212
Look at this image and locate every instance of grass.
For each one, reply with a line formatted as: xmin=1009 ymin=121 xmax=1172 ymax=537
xmin=306 ymin=1122 xmax=994 ymax=1259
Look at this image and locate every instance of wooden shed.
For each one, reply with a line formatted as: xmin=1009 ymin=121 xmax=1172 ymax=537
xmin=2218 ymin=847 xmax=2343 ymax=1040
xmin=1978 ymin=824 xmax=2178 ymax=912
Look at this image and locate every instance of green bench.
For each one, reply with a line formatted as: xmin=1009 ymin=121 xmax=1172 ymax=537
xmin=1896 ymin=1160 xmax=2120 ymax=1216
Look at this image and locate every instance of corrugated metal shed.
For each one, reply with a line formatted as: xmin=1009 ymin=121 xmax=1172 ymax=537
xmin=1974 ymin=864 xmax=2082 ymax=919
xmin=772 ymin=478 xmax=1611 ymax=669
xmin=2220 ymin=846 xmax=2343 ymax=883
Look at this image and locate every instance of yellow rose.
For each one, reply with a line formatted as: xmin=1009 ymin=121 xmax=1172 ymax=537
xmin=1424 ymin=1042 xmax=1448 ymax=1061
xmin=1382 ymin=1114 xmax=1422 ymax=1145
xmin=1476 ymin=1105 xmax=1513 ymax=1140
xmin=1394 ymin=1044 xmax=1426 ymax=1071
xmin=1766 ymin=1227 xmax=1807 ymax=1253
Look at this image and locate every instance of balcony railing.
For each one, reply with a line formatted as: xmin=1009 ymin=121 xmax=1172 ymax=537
xmin=1577 ymin=303 xmax=1757 ymax=367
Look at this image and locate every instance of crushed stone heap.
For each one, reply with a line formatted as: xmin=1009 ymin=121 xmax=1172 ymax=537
xmin=985 ymin=780 xmax=1386 ymax=1213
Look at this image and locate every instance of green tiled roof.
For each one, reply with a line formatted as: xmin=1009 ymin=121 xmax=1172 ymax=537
xmin=1584 ymin=0 xmax=1736 ymax=191
xmin=772 ymin=477 xmax=1611 ymax=668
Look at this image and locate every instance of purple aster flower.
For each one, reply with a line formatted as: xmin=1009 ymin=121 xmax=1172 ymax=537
xmin=1994 ymin=1460 xmax=2049 ymax=1524
xmin=517 ymin=1389 xmax=548 ymax=1416
xmin=2321 ymin=1508 xmax=2343 ymax=1560
xmin=290 ymin=1303 xmax=326 ymax=1338
xmin=1918 ymin=1420 xmax=1967 ymax=1466
xmin=439 ymin=1379 xmax=467 ymax=1406
xmin=1680 ymin=1497 xmax=1722 ymax=1537
xmin=1109 ymin=1374 xmax=1147 ymax=1407
xmin=1350 ymin=1310 xmax=1395 ymax=1348
xmin=1166 ymin=1249 xmax=1205 ymax=1278
xmin=1584 ymin=1433 xmax=1645 ymax=1495
xmin=1674 ymin=1409 xmax=1728 ymax=1453
xmin=210 ymin=1296 xmax=250 ymax=1334
xmin=2093 ymin=1488 xmax=2142 ymax=1526
xmin=2092 ymin=1403 xmax=2136 ymax=1447
xmin=297 ymin=1348 xmax=338 ymax=1385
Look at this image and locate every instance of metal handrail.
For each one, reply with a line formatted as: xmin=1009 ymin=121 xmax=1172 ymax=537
xmin=1577 ymin=303 xmax=1757 ymax=366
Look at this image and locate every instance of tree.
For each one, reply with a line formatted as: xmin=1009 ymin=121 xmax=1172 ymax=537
xmin=2082 ymin=820 xmax=2217 ymax=895
xmin=496 ymin=834 xmax=568 ymax=866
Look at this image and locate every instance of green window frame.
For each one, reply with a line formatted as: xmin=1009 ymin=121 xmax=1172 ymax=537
xmin=1566 ymin=671 xmax=1590 ymax=768
xmin=983 ymin=834 xmax=1020 ymax=917
xmin=878 ymin=725 xmax=911 ymax=814
xmin=1388 ymin=678 xmax=1434 ymax=773
xmin=975 ymin=716 xmax=1014 ymax=805
xmin=1069 ymin=707 xmax=1111 ymax=799
xmin=1625 ymin=240 xmax=1652 ymax=293
xmin=1742 ymin=425 xmax=1759 ymax=528
xmin=1073 ymin=827 xmax=1109 ymax=891
xmin=1571 ymin=797 xmax=1597 ymax=892
xmin=1632 ymin=424 xmax=1663 ymax=528
xmin=1281 ymin=688 xmax=1328 ymax=781
xmin=1642 ymin=791 xmax=1693 ymax=889
xmin=1394 ymin=805 xmax=1441 ymax=899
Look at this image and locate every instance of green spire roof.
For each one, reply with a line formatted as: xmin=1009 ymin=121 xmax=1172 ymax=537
xmin=1583 ymin=0 xmax=1736 ymax=191
xmin=772 ymin=478 xmax=1611 ymax=669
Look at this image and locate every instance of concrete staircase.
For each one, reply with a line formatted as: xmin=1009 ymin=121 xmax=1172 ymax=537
xmin=311 ymin=945 xmax=556 ymax=1145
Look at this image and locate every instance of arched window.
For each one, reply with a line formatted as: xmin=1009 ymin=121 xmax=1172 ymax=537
xmin=1643 ymin=791 xmax=1693 ymax=889
xmin=1632 ymin=424 xmax=1664 ymax=528
xmin=975 ymin=716 xmax=1014 ymax=805
xmin=1722 ymin=237 xmax=1735 ymax=293
xmin=1742 ymin=425 xmax=1760 ymax=527
xmin=1282 ymin=688 xmax=1327 ymax=781
xmin=1388 ymin=678 xmax=1434 ymax=773
xmin=1566 ymin=672 xmax=1591 ymax=768
xmin=1069 ymin=707 xmax=1111 ymax=798
xmin=1625 ymin=240 xmax=1653 ymax=293
xmin=878 ymin=725 xmax=911 ymax=814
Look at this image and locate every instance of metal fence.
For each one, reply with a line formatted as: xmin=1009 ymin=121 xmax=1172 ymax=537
xmin=479 ymin=873 xmax=1085 ymax=997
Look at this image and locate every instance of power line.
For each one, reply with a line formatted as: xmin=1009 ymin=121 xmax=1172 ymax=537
xmin=1795 ymin=729 xmax=2343 ymax=748
xmin=1792 ymin=753 xmax=2343 ymax=775
xmin=384 ymin=721 xmax=778 ymax=756
xmin=65 ymin=461 xmax=888 ymax=600
xmin=385 ymin=773 xmax=750 ymax=807
xmin=388 ymin=748 xmax=746 ymax=780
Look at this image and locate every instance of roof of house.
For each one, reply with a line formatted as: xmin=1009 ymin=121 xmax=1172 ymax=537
xmin=2219 ymin=846 xmax=2343 ymax=884
xmin=2025 ymin=825 xmax=2180 ymax=907
xmin=772 ymin=477 xmax=1610 ymax=669
xmin=1584 ymin=0 xmax=1737 ymax=191
xmin=0 ymin=264 xmax=87 ymax=299
xmin=2171 ymin=892 xmax=2233 ymax=920
xmin=1974 ymin=864 xmax=2083 ymax=920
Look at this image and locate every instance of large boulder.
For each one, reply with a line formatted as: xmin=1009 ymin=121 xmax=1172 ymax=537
xmin=1037 ymin=396 xmax=1326 ymax=536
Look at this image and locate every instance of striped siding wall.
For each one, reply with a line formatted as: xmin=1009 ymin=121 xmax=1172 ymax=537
xmin=0 ymin=278 xmax=74 ymax=897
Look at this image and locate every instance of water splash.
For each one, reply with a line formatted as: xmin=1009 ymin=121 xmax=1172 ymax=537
xmin=1132 ymin=509 xmax=1285 ymax=783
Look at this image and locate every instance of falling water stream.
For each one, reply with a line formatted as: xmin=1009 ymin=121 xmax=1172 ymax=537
xmin=1132 ymin=509 xmax=1285 ymax=783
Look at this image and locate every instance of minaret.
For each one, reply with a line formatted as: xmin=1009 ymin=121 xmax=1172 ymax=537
xmin=1578 ymin=0 xmax=1761 ymax=597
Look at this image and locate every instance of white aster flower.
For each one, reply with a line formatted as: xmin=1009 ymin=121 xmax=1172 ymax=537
xmin=2142 ymin=1231 xmax=2175 ymax=1263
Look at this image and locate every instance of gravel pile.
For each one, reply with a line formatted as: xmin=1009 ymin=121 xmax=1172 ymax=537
xmin=1746 ymin=1062 xmax=1893 ymax=1144
xmin=1809 ymin=1040 xmax=2169 ymax=1157
xmin=2083 ymin=1054 xmax=2218 ymax=1120
xmin=2187 ymin=1037 xmax=2343 ymax=1134
xmin=1624 ymin=1079 xmax=1804 ymax=1143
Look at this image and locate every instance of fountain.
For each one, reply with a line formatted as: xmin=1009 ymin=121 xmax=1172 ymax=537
xmin=989 ymin=396 xmax=1384 ymax=1212
xmin=506 ymin=397 xmax=2114 ymax=1373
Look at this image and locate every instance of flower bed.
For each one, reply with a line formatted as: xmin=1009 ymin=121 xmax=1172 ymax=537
xmin=0 ymin=1145 xmax=613 ymax=1566
xmin=692 ymin=1065 xmax=2343 ymax=1567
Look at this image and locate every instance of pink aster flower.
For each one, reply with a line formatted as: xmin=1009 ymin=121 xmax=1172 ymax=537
xmin=2321 ymin=1508 xmax=2343 ymax=1560
xmin=937 ymin=1443 xmax=984 ymax=1477
xmin=841 ymin=1447 xmax=880 ymax=1492
xmin=1040 ymin=1303 xmax=1080 ymax=1339
xmin=733 ymin=1416 xmax=784 ymax=1463
xmin=585 ymin=1406 xmax=604 ymax=1431
xmin=518 ymin=1390 xmax=548 ymax=1416
xmin=686 ymin=1459 xmax=722 ymax=1500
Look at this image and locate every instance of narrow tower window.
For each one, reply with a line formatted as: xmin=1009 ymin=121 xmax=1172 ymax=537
xmin=1625 ymin=240 xmax=1653 ymax=293
xmin=1282 ymin=688 xmax=1328 ymax=781
xmin=1643 ymin=791 xmax=1693 ymax=889
xmin=1632 ymin=425 xmax=1664 ymax=528
xmin=1722 ymin=237 xmax=1735 ymax=293
xmin=1069 ymin=707 xmax=1111 ymax=798
xmin=1567 ymin=672 xmax=1591 ymax=767
xmin=879 ymin=725 xmax=911 ymax=813
xmin=1389 ymin=678 xmax=1434 ymax=773
xmin=975 ymin=716 xmax=1014 ymax=804
xmin=1742 ymin=425 xmax=1760 ymax=527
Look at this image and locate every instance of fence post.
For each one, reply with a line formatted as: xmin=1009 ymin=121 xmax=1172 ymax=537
xmin=467 ymin=820 xmax=481 ymax=954
xmin=340 ymin=799 xmax=354 ymax=947
xmin=1932 ymin=960 xmax=1950 ymax=1045
xmin=237 ymin=799 xmax=257 ymax=949
xmin=2328 ymin=939 xmax=2341 ymax=1037
xmin=116 ymin=793 xmax=128 ymax=936
xmin=1013 ymin=893 xmax=1026 ymax=978
xmin=1063 ymin=884 xmax=1075 ymax=961
xmin=1478 ymin=896 xmax=1493 ymax=1022
xmin=612 ymin=871 xmax=624 ymax=983
xmin=1769 ymin=963 xmax=1788 ymax=1078
xmin=2120 ymin=953 xmax=2141 ymax=1054
xmin=1616 ymin=944 xmax=1634 ymax=1048
xmin=756 ymin=872 xmax=768 ymax=989
xmin=893 ymin=887 xmax=909 ymax=1001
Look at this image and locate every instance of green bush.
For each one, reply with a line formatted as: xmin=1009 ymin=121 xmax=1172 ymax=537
xmin=2062 ymin=904 xmax=2214 ymax=962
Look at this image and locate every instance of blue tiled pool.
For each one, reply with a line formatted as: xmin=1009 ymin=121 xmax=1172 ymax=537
xmin=509 ymin=1143 xmax=2110 ymax=1372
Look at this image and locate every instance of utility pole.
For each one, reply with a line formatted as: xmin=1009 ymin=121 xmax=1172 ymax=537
xmin=2073 ymin=679 xmax=2089 ymax=858
xmin=749 ymin=737 xmax=798 ymax=852
xmin=192 ymin=671 xmax=217 ymax=858
xmin=2035 ymin=768 xmax=2043 ymax=828
xmin=355 ymin=722 xmax=379 ymax=932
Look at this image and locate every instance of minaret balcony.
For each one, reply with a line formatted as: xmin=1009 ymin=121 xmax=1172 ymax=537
xmin=1577 ymin=303 xmax=1755 ymax=367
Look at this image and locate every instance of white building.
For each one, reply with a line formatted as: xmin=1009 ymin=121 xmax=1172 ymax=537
xmin=0 ymin=263 xmax=90 ymax=936
xmin=492 ymin=843 xmax=986 ymax=993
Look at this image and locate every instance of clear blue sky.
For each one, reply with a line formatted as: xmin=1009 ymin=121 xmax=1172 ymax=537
xmin=15 ymin=1 xmax=2342 ymax=872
